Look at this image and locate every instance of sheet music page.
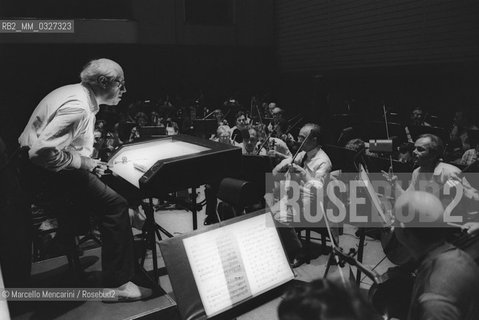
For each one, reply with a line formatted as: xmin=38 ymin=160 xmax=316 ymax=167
xmin=183 ymin=229 xmax=251 ymax=317
xmin=183 ymin=212 xmax=294 ymax=317
xmin=234 ymin=214 xmax=294 ymax=295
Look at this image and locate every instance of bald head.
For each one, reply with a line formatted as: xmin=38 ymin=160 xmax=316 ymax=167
xmin=80 ymin=58 xmax=126 ymax=106
xmin=80 ymin=58 xmax=123 ymax=86
xmin=394 ymin=191 xmax=447 ymax=246
xmin=394 ymin=191 xmax=444 ymax=224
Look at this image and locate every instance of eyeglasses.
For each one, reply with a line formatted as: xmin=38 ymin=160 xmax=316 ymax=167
xmin=112 ymin=79 xmax=126 ymax=90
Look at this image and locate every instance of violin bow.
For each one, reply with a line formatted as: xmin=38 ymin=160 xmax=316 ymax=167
xmin=382 ymin=104 xmax=394 ymax=175
xmin=286 ymin=116 xmax=304 ymax=135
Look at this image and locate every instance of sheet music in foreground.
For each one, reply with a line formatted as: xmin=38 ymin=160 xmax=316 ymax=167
xmin=183 ymin=212 xmax=294 ymax=318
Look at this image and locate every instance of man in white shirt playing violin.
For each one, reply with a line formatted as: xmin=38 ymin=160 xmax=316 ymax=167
xmin=267 ymin=123 xmax=332 ymax=267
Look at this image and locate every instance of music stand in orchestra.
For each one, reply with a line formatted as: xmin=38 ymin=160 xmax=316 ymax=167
xmin=322 ymin=144 xmax=359 ymax=173
xmin=408 ymin=125 xmax=447 ymax=142
xmin=107 ymin=135 xmax=242 ymax=285
xmin=362 ymin=121 xmax=408 ymax=144
xmin=193 ymin=119 xmax=217 ymax=139
xmin=354 ymin=164 xmax=392 ymax=285
xmin=139 ymin=126 xmax=167 ymax=138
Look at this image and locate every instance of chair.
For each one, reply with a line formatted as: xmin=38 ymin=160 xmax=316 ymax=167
xmin=216 ymin=177 xmax=256 ymax=220
xmin=17 ymin=150 xmax=101 ymax=279
xmin=31 ymin=191 xmax=102 ymax=279
xmin=295 ymin=175 xmax=342 ymax=264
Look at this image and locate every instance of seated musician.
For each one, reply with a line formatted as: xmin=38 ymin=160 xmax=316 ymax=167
xmin=405 ymin=106 xmax=431 ymax=142
xmin=278 ymin=278 xmax=379 ymax=320
xmin=210 ymin=125 xmax=233 ymax=144
xmin=267 ymin=123 xmax=332 ymax=266
xmin=267 ymin=106 xmax=284 ymax=133
xmin=230 ymin=110 xmax=248 ymax=144
xmin=275 ymin=118 xmax=296 ymax=151
xmin=388 ymin=134 xmax=479 ymax=219
xmin=242 ymin=126 xmax=292 ymax=161
xmin=18 ymin=58 xmax=152 ymax=301
xmin=394 ymin=191 xmax=479 ymax=320
xmin=213 ymin=108 xmax=229 ymax=127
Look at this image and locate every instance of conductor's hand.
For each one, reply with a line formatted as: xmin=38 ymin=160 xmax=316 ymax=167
xmin=93 ymin=161 xmax=110 ymax=178
xmin=80 ymin=156 xmax=100 ymax=171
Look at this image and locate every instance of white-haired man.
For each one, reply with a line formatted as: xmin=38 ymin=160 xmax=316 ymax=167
xmin=19 ymin=58 xmax=151 ymax=301
xmin=394 ymin=191 xmax=479 ymax=320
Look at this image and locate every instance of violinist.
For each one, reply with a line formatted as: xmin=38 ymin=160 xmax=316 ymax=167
xmin=213 ymin=109 xmax=229 ymax=127
xmin=241 ymin=127 xmax=266 ymax=155
xmin=275 ymin=118 xmax=297 ymax=149
xmin=394 ymin=191 xmax=479 ymax=320
xmin=267 ymin=107 xmax=284 ymax=134
xmin=273 ymin=123 xmax=332 ymax=192
xmin=268 ymin=123 xmax=332 ymax=266
xmin=254 ymin=126 xmax=292 ymax=162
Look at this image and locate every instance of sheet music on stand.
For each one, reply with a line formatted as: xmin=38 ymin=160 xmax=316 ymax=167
xmin=159 ymin=211 xmax=295 ymax=320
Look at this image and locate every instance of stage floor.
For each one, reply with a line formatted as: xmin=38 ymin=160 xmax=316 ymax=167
xmin=10 ymin=186 xmax=394 ymax=320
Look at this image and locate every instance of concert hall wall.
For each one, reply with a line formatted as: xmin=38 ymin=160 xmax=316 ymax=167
xmin=273 ymin=0 xmax=479 ymax=126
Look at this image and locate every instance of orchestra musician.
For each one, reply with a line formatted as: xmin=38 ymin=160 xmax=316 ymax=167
xmin=267 ymin=123 xmax=332 ymax=267
xmin=387 ymin=134 xmax=479 ymax=219
xmin=241 ymin=126 xmax=292 ymax=161
xmin=394 ymin=191 xmax=479 ymax=320
xmin=267 ymin=107 xmax=284 ymax=134
xmin=230 ymin=110 xmax=248 ymax=144
xmin=18 ymin=58 xmax=152 ymax=301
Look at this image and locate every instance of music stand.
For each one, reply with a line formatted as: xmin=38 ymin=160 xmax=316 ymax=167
xmin=139 ymin=126 xmax=167 ymax=138
xmin=408 ymin=125 xmax=447 ymax=142
xmin=193 ymin=119 xmax=217 ymax=139
xmin=361 ymin=121 xmax=408 ymax=144
xmin=159 ymin=210 xmax=295 ymax=320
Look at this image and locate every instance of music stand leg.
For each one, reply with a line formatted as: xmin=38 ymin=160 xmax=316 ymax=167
xmin=323 ymin=251 xmax=335 ymax=278
xmin=139 ymin=198 xmax=174 ymax=285
xmin=190 ymin=187 xmax=198 ymax=230
xmin=356 ymin=228 xmax=366 ymax=287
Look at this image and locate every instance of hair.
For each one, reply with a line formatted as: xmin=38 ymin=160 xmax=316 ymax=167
xmin=216 ymin=125 xmax=230 ymax=136
xmin=80 ymin=58 xmax=123 ymax=88
xmin=278 ymin=279 xmax=378 ymax=320
xmin=345 ymin=138 xmax=365 ymax=152
xmin=235 ymin=110 xmax=246 ymax=120
xmin=302 ymin=123 xmax=322 ymax=145
xmin=417 ymin=133 xmax=444 ymax=160
xmin=412 ymin=106 xmax=424 ymax=113
xmin=272 ymin=107 xmax=283 ymax=115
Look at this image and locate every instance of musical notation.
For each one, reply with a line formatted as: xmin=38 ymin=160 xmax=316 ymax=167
xmin=182 ymin=213 xmax=294 ymax=317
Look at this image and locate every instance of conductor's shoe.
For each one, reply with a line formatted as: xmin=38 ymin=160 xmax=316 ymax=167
xmin=104 ymin=281 xmax=152 ymax=302
xmin=204 ymin=215 xmax=219 ymax=225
